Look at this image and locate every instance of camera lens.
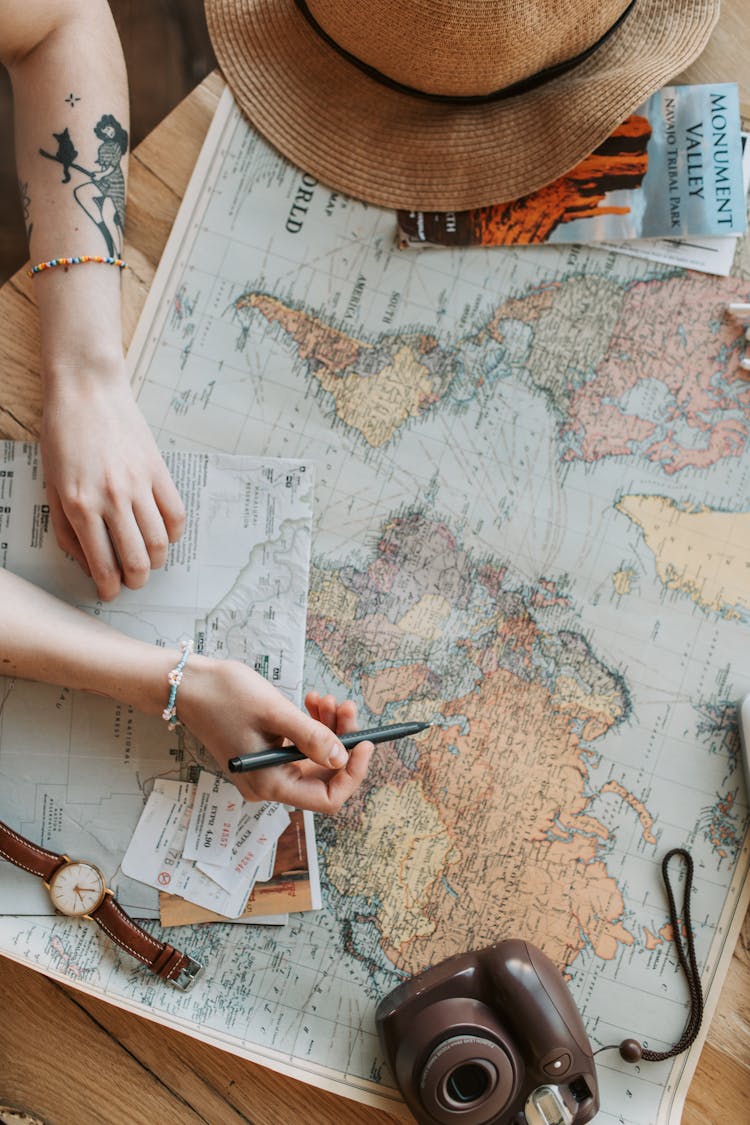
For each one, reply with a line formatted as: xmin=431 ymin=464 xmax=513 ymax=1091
xmin=445 ymin=1063 xmax=490 ymax=1104
xmin=420 ymin=1034 xmax=515 ymax=1122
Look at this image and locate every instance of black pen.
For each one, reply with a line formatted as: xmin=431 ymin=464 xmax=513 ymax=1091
xmin=228 ymin=720 xmax=431 ymax=773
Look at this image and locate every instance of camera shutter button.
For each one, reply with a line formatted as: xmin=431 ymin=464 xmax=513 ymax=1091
xmin=541 ymin=1049 xmax=573 ymax=1078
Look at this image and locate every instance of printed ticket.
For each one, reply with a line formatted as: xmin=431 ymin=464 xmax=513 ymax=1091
xmin=122 ymin=779 xmax=291 ymax=919
xmin=196 ymin=802 xmax=290 ymax=892
xmin=182 ymin=769 xmax=244 ymax=866
xmin=122 ymin=780 xmax=259 ymax=918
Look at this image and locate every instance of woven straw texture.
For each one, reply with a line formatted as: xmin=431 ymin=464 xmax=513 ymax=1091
xmin=205 ymin=0 xmax=720 ymax=210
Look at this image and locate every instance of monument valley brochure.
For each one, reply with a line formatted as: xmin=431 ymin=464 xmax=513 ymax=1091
xmin=398 ymin=84 xmax=746 ymax=247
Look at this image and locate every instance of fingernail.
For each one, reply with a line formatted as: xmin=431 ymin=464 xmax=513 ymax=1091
xmin=328 ymin=744 xmax=348 ymax=768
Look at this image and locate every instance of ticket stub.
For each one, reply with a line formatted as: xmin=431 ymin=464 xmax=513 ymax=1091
xmin=182 ymin=769 xmax=243 ymax=866
xmin=122 ymin=779 xmax=258 ymax=918
xmin=197 ymin=801 xmax=290 ymax=892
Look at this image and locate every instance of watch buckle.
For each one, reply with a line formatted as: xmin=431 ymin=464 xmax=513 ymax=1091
xmin=170 ymin=953 xmax=204 ymax=991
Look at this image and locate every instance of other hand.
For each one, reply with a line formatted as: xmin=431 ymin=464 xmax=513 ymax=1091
xmin=41 ymin=368 xmax=185 ymax=599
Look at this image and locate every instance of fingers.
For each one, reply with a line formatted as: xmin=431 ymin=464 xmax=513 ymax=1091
xmin=53 ymin=485 xmax=183 ymax=599
xmin=103 ymin=507 xmax=153 ymax=591
xmin=153 ymin=468 xmax=186 ymax=543
xmin=304 ymin=691 xmax=358 ymax=734
xmin=40 ymin=383 xmax=186 ymax=596
xmin=231 ymin=691 xmax=372 ymax=812
xmin=95 ymin=491 xmax=178 ymax=593
xmin=60 ymin=503 xmax=148 ymax=599
xmin=284 ymin=706 xmax=350 ymax=769
xmin=46 ymin=489 xmax=91 ymax=576
xmin=237 ymin=741 xmax=375 ymax=815
xmin=295 ymin=743 xmax=374 ymax=813
xmin=132 ymin=493 xmax=172 ymax=570
xmin=66 ymin=509 xmax=123 ymax=601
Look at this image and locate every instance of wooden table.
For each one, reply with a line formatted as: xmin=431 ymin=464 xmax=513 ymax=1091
xmin=2 ymin=10 xmax=750 ymax=1121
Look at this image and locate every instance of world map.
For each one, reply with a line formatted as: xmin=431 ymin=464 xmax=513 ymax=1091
xmin=127 ymin=95 xmax=750 ymax=1124
xmin=4 ymin=90 xmax=749 ymax=1125
xmin=237 ymin=269 xmax=750 ymax=476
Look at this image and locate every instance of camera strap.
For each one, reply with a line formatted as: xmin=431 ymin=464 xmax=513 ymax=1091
xmin=596 ymin=847 xmax=704 ymax=1064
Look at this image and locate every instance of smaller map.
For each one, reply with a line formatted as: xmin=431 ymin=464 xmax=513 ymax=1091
xmin=0 ymin=442 xmax=315 ymax=916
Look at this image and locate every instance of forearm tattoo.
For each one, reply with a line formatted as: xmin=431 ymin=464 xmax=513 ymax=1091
xmin=17 ymin=179 xmax=32 ymax=245
xmin=38 ymin=107 xmax=128 ymax=257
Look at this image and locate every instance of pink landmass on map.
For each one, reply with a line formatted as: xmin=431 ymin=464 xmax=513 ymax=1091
xmin=561 ymin=276 xmax=750 ymax=473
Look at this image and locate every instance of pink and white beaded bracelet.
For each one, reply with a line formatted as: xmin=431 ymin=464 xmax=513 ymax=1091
xmin=162 ymin=640 xmax=194 ymax=730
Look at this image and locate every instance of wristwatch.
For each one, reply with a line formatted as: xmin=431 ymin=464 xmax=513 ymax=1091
xmin=0 ymin=820 xmax=202 ymax=990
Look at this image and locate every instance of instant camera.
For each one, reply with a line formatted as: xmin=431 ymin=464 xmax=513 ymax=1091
xmin=376 ymin=939 xmax=599 ymax=1125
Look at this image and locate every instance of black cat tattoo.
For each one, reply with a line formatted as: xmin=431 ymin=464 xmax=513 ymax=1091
xmin=38 ymin=115 xmax=128 ymax=256
xmin=39 ymin=127 xmax=88 ymax=183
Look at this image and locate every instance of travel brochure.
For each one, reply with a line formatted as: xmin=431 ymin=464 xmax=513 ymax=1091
xmin=398 ymin=84 xmax=746 ymax=256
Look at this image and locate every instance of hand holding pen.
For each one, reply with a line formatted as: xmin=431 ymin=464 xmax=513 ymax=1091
xmin=173 ymin=651 xmax=431 ymax=812
xmin=176 ymin=660 xmax=379 ymax=814
xmin=229 ymin=720 xmax=431 ymax=772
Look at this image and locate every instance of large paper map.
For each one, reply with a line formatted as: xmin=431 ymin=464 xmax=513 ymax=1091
xmin=4 ymin=88 xmax=750 ymax=1122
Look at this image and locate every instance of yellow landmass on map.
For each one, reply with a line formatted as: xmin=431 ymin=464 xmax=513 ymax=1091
xmin=237 ymin=293 xmax=445 ymax=447
xmin=314 ymin=345 xmax=434 ymax=447
xmin=307 ymin=575 xmax=359 ymax=623
xmin=617 ymin=495 xmax=750 ymax=618
xmin=398 ymin=594 xmax=452 ymax=641
xmin=612 ymin=567 xmax=635 ymax=596
xmin=327 ymin=780 xmax=454 ymax=949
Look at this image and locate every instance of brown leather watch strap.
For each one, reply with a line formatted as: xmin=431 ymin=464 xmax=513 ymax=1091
xmin=0 ymin=819 xmax=202 ymax=990
xmin=0 ymin=821 xmax=66 ymax=882
xmin=91 ymin=895 xmax=201 ymax=987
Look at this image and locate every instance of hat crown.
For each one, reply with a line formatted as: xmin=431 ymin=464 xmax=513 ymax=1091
xmin=307 ymin=0 xmax=634 ymax=96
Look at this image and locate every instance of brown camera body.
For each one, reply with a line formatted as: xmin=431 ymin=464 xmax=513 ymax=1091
xmin=376 ymin=939 xmax=599 ymax=1125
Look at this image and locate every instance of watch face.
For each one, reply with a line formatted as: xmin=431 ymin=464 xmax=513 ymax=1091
xmin=48 ymin=860 xmax=107 ymax=917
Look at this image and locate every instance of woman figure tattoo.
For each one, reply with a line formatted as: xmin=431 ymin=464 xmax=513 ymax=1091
xmin=73 ymin=115 xmax=128 ymax=257
xmin=39 ymin=113 xmax=128 ymax=257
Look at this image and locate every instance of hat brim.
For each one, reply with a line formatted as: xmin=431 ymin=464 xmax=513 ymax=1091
xmin=205 ymin=0 xmax=721 ymax=210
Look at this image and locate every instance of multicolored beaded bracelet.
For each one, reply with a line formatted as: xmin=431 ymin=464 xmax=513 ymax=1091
xmin=162 ymin=639 xmax=194 ymax=731
xmin=27 ymin=254 xmax=128 ymax=277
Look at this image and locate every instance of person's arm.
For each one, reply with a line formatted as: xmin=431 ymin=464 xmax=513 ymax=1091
xmin=0 ymin=0 xmax=185 ymax=602
xmin=0 ymin=568 xmax=374 ymax=813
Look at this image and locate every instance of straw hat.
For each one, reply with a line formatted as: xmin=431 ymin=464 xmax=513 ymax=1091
xmin=204 ymin=0 xmax=720 ymax=210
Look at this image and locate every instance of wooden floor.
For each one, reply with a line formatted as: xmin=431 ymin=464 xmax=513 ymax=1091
xmin=0 ymin=0 xmax=215 ymax=284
